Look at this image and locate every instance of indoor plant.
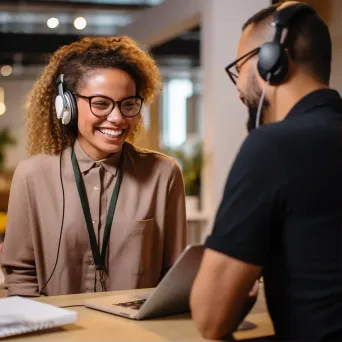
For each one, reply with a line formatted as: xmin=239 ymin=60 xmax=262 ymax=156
xmin=163 ymin=135 xmax=203 ymax=212
xmin=0 ymin=128 xmax=16 ymax=172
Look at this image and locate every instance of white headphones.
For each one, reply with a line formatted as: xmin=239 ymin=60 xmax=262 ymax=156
xmin=55 ymin=74 xmax=78 ymax=128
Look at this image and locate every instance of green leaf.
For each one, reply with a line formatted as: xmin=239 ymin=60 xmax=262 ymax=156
xmin=162 ymin=141 xmax=206 ymax=197
xmin=0 ymin=128 xmax=17 ymax=171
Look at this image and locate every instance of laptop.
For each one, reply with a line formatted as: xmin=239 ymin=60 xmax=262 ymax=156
xmin=84 ymin=244 xmax=204 ymax=320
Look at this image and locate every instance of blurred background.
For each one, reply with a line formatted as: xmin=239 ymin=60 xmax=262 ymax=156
xmin=0 ymin=0 xmax=201 ymax=166
xmin=0 ymin=0 xmax=340 ymax=246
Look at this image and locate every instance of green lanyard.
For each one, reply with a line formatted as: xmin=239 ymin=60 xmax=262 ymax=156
xmin=71 ymin=146 xmax=123 ymax=271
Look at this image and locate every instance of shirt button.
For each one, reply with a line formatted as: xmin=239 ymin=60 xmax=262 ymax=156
xmin=92 ymin=220 xmax=96 ymax=224
xmin=89 ymin=261 xmax=94 ymax=266
xmin=94 ymin=186 xmax=99 ymax=191
xmin=95 ymin=162 xmax=101 ymax=167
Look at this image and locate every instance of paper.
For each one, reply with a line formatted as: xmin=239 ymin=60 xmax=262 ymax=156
xmin=0 ymin=296 xmax=77 ymax=338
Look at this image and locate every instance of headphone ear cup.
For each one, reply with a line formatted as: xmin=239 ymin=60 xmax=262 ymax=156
xmin=55 ymin=95 xmax=64 ymax=120
xmin=64 ymin=91 xmax=78 ymax=128
xmin=257 ymin=42 xmax=289 ymax=84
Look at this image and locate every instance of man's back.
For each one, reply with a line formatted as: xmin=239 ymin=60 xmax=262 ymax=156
xmin=203 ymin=88 xmax=342 ymax=340
xmin=260 ymin=89 xmax=342 ymax=339
xmin=189 ymin=3 xmax=342 ymax=340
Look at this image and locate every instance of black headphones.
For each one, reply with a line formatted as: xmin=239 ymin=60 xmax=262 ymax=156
xmin=257 ymin=3 xmax=316 ymax=84
xmin=55 ymin=74 xmax=78 ymax=128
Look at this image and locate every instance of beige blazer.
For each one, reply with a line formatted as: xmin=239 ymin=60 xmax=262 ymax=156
xmin=1 ymin=140 xmax=186 ymax=296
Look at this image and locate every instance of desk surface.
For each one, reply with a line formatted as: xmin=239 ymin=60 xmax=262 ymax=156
xmin=8 ymin=289 xmax=274 ymax=341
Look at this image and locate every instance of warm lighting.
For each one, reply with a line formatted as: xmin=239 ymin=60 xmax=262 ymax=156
xmin=1 ymin=65 xmax=12 ymax=77
xmin=0 ymin=103 xmax=6 ymax=116
xmin=74 ymin=17 xmax=87 ymax=30
xmin=0 ymin=87 xmax=5 ymax=115
xmin=47 ymin=17 xmax=59 ymax=29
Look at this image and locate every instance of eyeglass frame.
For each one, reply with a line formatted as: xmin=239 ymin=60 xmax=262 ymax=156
xmin=74 ymin=93 xmax=144 ymax=118
xmin=225 ymin=47 xmax=260 ymax=85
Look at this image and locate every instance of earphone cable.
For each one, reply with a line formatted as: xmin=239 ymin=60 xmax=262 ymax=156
xmin=39 ymin=126 xmax=66 ymax=296
xmin=255 ymin=72 xmax=272 ymax=129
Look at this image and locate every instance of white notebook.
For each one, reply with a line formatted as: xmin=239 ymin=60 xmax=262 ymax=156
xmin=0 ymin=296 xmax=78 ymax=339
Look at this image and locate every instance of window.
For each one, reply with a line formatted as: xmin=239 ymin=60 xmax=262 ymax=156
xmin=161 ymin=78 xmax=193 ymax=148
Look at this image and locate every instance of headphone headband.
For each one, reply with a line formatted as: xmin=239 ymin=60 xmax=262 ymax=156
xmin=56 ymin=74 xmax=64 ymax=86
xmin=273 ymin=3 xmax=315 ymax=29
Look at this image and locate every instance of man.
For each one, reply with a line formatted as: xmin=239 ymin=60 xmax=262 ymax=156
xmin=190 ymin=1 xmax=342 ymax=340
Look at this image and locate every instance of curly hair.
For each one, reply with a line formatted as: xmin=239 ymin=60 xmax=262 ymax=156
xmin=26 ymin=36 xmax=162 ymax=156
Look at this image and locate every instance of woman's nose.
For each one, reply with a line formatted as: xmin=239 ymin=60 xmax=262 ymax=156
xmin=106 ymin=106 xmax=125 ymax=123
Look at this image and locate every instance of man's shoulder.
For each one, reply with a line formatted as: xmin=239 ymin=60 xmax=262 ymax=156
xmin=254 ymin=120 xmax=296 ymax=138
xmin=254 ymin=110 xmax=338 ymax=150
xmin=237 ymin=126 xmax=281 ymax=158
xmin=246 ymin=119 xmax=305 ymax=148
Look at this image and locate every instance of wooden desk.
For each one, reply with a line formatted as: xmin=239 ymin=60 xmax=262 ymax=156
xmin=8 ymin=289 xmax=274 ymax=341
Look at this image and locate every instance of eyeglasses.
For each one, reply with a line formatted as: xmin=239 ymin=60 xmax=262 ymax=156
xmin=225 ymin=47 xmax=260 ymax=85
xmin=74 ymin=94 xmax=144 ymax=118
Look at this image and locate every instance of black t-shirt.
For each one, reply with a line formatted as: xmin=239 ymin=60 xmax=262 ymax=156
xmin=205 ymin=89 xmax=342 ymax=340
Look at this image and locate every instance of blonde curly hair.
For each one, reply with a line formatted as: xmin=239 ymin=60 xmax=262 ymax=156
xmin=26 ymin=36 xmax=162 ymax=156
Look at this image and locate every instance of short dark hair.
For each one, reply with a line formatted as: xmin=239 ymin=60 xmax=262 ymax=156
xmin=242 ymin=3 xmax=332 ymax=84
xmin=242 ymin=3 xmax=280 ymax=31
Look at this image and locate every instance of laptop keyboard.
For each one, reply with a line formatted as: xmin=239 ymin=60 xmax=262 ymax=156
xmin=114 ymin=299 xmax=147 ymax=310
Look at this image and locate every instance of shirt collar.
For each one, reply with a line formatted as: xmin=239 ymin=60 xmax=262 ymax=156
xmin=73 ymin=139 xmax=124 ymax=176
xmin=286 ymin=88 xmax=342 ymax=120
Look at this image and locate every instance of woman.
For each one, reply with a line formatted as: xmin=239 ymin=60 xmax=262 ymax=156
xmin=1 ymin=36 xmax=187 ymax=297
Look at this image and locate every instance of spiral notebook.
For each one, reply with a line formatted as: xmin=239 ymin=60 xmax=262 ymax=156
xmin=0 ymin=296 xmax=78 ymax=338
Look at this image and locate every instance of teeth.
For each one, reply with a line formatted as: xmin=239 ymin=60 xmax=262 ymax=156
xmin=98 ymin=128 xmax=123 ymax=137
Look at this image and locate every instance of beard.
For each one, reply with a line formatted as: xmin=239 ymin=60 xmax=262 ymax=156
xmin=243 ymin=75 xmax=270 ymax=133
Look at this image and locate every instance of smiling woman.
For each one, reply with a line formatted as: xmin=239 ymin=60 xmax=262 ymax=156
xmin=1 ymin=36 xmax=187 ymax=297
xmin=73 ymin=68 xmax=143 ymax=160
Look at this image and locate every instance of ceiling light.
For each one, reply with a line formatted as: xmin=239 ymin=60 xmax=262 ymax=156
xmin=74 ymin=17 xmax=87 ymax=30
xmin=47 ymin=17 xmax=59 ymax=29
xmin=0 ymin=65 xmax=12 ymax=77
xmin=0 ymin=103 xmax=6 ymax=116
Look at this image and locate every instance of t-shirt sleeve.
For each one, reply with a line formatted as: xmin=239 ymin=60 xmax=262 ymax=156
xmin=205 ymin=130 xmax=287 ymax=267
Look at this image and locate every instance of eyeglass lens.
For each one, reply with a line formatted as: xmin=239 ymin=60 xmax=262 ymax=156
xmin=90 ymin=96 xmax=142 ymax=117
